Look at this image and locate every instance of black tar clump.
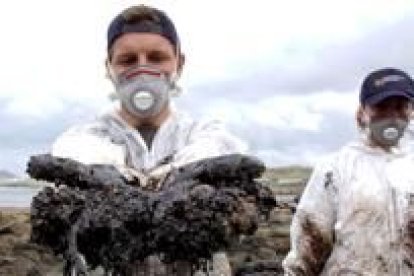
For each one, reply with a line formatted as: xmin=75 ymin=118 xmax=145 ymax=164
xmin=235 ymin=260 xmax=284 ymax=276
xmin=27 ymin=154 xmax=276 ymax=272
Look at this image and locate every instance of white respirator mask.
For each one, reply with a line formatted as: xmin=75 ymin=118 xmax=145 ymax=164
xmin=362 ymin=113 xmax=408 ymax=147
xmin=111 ymin=65 xmax=180 ymax=118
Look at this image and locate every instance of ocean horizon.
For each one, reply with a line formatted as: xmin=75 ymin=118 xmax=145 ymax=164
xmin=0 ymin=186 xmax=41 ymax=208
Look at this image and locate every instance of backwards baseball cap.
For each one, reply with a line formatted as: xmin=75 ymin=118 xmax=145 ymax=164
xmin=107 ymin=5 xmax=180 ymax=53
xmin=360 ymin=67 xmax=414 ymax=105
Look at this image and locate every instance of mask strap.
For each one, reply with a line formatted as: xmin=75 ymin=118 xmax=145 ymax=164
xmin=168 ymin=73 xmax=182 ymax=97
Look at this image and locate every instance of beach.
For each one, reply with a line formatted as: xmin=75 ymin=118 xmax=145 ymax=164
xmin=0 ymin=168 xmax=306 ymax=275
xmin=0 ymin=204 xmax=295 ymax=275
xmin=0 ymin=177 xmax=60 ymax=274
xmin=0 ymin=207 xmax=63 ymax=276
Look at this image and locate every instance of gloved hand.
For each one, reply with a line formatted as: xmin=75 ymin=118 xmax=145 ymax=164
xmin=117 ymin=166 xmax=150 ymax=188
xmin=117 ymin=164 xmax=173 ymax=191
xmin=146 ymin=163 xmax=173 ymax=191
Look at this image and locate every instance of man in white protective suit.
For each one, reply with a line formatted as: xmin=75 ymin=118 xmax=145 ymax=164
xmin=51 ymin=5 xmax=247 ymax=276
xmin=283 ymin=68 xmax=414 ymax=275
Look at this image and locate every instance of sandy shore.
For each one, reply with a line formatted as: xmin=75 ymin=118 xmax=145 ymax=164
xmin=0 ymin=207 xmax=63 ymax=276
xmin=0 ymin=207 xmax=29 ymax=213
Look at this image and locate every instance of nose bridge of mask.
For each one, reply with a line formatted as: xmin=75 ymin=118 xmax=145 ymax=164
xmin=120 ymin=66 xmax=177 ymax=97
xmin=126 ymin=68 xmax=161 ymax=80
xmin=121 ymin=66 xmax=163 ymax=83
xmin=110 ymin=64 xmax=178 ymax=95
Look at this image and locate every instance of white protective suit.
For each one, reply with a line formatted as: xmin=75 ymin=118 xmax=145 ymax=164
xmin=52 ymin=108 xmax=248 ymax=276
xmin=283 ymin=138 xmax=414 ymax=276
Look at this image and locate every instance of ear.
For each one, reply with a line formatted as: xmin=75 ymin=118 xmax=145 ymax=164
xmin=176 ymin=53 xmax=185 ymax=77
xmin=408 ymin=102 xmax=414 ymax=118
xmin=356 ymin=105 xmax=367 ymax=128
xmin=105 ymin=58 xmax=113 ymax=81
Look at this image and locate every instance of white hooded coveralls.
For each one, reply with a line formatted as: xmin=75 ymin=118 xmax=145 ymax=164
xmin=283 ymin=139 xmax=414 ymax=276
xmin=52 ymin=109 xmax=247 ymax=276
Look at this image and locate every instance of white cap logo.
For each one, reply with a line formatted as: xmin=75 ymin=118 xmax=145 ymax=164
xmin=374 ymin=75 xmax=405 ymax=87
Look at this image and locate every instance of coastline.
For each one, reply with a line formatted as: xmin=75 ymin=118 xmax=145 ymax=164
xmin=0 ymin=169 xmax=306 ymax=275
xmin=0 ymin=206 xmax=30 ymax=213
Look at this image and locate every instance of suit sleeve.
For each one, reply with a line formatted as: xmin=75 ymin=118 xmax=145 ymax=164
xmin=51 ymin=125 xmax=125 ymax=166
xmin=283 ymin=157 xmax=338 ymax=275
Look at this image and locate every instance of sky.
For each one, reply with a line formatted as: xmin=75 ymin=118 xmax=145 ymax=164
xmin=1 ymin=0 xmax=414 ymax=175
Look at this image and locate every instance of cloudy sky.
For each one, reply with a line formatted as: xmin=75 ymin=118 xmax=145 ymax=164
xmin=1 ymin=0 xmax=414 ymax=175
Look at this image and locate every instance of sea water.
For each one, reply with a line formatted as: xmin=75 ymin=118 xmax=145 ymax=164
xmin=0 ymin=186 xmax=41 ymax=208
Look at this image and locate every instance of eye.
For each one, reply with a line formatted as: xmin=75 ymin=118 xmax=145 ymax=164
xmin=114 ymin=54 xmax=137 ymax=66
xmin=147 ymin=51 xmax=171 ymax=64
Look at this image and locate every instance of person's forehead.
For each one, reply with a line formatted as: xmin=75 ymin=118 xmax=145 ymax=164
xmin=370 ymin=96 xmax=412 ymax=109
xmin=111 ymin=32 xmax=174 ymax=54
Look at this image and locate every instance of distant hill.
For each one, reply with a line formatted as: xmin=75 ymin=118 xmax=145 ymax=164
xmin=264 ymin=166 xmax=313 ymax=182
xmin=262 ymin=166 xmax=312 ymax=197
xmin=0 ymin=169 xmax=17 ymax=180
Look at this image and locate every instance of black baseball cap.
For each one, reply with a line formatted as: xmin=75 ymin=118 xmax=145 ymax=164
xmin=107 ymin=5 xmax=180 ymax=53
xmin=360 ymin=68 xmax=414 ymax=105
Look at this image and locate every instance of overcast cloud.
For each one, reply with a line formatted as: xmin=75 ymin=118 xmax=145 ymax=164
xmin=1 ymin=0 xmax=414 ymax=175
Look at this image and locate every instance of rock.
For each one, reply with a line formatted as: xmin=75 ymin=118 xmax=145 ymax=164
xmin=27 ymin=154 xmax=277 ymax=273
xmin=235 ymin=259 xmax=284 ymax=276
